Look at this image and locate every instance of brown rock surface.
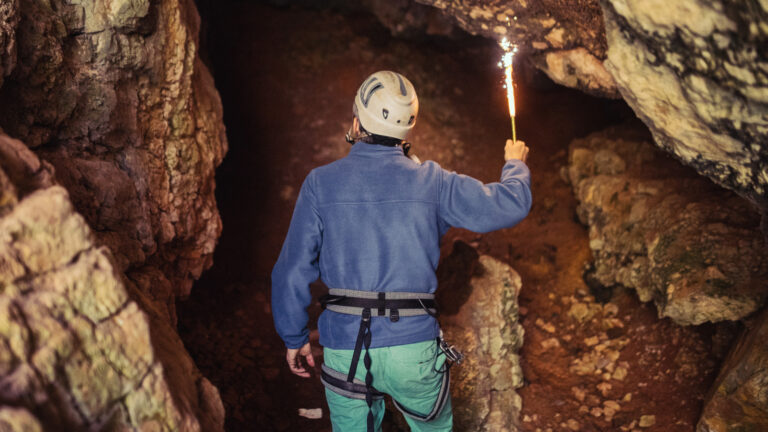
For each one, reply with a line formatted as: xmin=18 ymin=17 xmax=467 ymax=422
xmin=0 ymin=0 xmax=17 ymax=88
xmin=600 ymin=0 xmax=768 ymax=214
xmin=698 ymin=307 xmax=768 ymax=432
xmin=438 ymin=243 xmax=524 ymax=431
xmin=567 ymin=124 xmax=768 ymax=325
xmin=413 ymin=0 xmax=619 ymax=97
xmin=0 ymin=132 xmax=225 ymax=431
xmin=0 ymin=0 xmax=227 ymax=322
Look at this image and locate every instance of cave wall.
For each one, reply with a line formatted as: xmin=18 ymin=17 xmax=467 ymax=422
xmin=567 ymin=124 xmax=768 ymax=326
xmin=0 ymin=0 xmax=227 ymax=324
xmin=600 ymin=0 xmax=768 ymax=215
xmin=0 ymin=133 xmax=224 ymax=431
xmin=437 ymin=244 xmax=525 ymax=431
xmin=699 ymin=306 xmax=768 ymax=431
xmin=412 ymin=0 xmax=619 ymax=97
xmin=0 ymin=0 xmax=227 ymax=428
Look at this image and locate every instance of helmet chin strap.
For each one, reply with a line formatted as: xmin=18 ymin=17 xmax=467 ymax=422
xmin=401 ymin=141 xmax=411 ymax=156
xmin=346 ymin=117 xmax=413 ymax=158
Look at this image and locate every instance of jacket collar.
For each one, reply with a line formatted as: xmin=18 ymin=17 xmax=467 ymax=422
xmin=349 ymin=141 xmax=404 ymax=157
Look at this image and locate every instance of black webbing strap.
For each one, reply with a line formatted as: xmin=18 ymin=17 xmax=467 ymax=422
xmin=320 ymin=295 xmax=437 ymax=313
xmin=377 ymin=292 xmax=386 ymax=316
xmin=363 ymin=312 xmax=374 ymax=432
xmin=320 ymin=365 xmax=385 ymax=400
xmin=345 ymin=308 xmax=375 ymax=432
xmin=347 ymin=308 xmax=370 ymax=382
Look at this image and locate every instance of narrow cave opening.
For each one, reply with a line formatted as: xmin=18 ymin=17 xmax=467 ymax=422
xmin=177 ymin=2 xmax=754 ymax=431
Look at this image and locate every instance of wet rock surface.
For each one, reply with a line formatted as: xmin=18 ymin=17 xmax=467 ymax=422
xmin=0 ymin=133 xmax=224 ymax=431
xmin=0 ymin=0 xmax=227 ymax=322
xmin=699 ymin=307 xmax=768 ymax=432
xmin=600 ymin=0 xmax=768 ymax=213
xmin=567 ymin=124 xmax=768 ymax=325
xmin=438 ymin=245 xmax=525 ymax=431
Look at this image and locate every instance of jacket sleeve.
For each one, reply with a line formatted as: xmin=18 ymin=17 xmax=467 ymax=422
xmin=271 ymin=173 xmax=323 ymax=349
xmin=438 ymin=159 xmax=532 ymax=233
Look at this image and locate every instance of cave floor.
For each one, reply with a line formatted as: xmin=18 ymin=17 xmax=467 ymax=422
xmin=178 ymin=3 xmax=730 ymax=431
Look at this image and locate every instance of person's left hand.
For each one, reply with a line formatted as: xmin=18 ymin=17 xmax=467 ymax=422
xmin=286 ymin=342 xmax=316 ymax=378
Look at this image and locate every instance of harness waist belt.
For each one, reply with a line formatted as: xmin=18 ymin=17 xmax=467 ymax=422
xmin=321 ymin=288 xmax=437 ymax=320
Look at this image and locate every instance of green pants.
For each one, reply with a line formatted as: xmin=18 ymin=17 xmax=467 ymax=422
xmin=323 ymin=340 xmax=453 ymax=432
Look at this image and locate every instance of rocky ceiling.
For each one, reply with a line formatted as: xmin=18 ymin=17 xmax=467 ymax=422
xmin=396 ymin=0 xmax=768 ymax=221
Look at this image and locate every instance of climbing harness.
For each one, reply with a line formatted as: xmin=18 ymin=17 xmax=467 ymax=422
xmin=319 ymin=289 xmax=460 ymax=431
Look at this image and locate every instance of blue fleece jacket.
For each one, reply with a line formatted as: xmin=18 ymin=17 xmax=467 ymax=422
xmin=271 ymin=142 xmax=532 ymax=349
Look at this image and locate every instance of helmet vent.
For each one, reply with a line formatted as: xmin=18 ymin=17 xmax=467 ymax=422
xmin=382 ymin=109 xmax=389 ymax=119
xmin=408 ymin=115 xmax=415 ymax=125
xmin=396 ymin=74 xmax=407 ymax=96
xmin=361 ymin=81 xmax=383 ymax=108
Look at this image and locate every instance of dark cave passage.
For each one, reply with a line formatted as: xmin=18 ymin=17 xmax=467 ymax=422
xmin=178 ymin=2 xmax=735 ymax=431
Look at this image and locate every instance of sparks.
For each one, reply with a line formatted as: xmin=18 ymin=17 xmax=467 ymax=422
xmin=499 ymin=37 xmax=518 ymax=141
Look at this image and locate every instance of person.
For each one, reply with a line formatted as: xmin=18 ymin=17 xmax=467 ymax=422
xmin=272 ymin=70 xmax=531 ymax=431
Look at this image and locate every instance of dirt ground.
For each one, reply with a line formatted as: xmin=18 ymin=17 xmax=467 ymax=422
xmin=178 ymin=3 xmax=734 ymax=431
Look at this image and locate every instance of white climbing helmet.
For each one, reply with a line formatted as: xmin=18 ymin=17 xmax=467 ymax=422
xmin=353 ymin=71 xmax=418 ymax=140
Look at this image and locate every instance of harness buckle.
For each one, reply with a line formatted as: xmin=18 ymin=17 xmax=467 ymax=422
xmin=438 ymin=330 xmax=464 ymax=365
xmin=390 ymin=309 xmax=400 ymax=322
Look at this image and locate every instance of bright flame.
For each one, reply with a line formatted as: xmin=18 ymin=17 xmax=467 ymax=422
xmin=499 ymin=37 xmax=517 ymax=117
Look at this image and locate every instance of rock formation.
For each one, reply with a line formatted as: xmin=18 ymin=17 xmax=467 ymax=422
xmin=0 ymin=0 xmax=17 ymax=88
xmin=0 ymin=0 xmax=227 ymax=324
xmin=437 ymin=242 xmax=524 ymax=431
xmin=0 ymin=133 xmax=224 ymax=431
xmin=567 ymin=124 xmax=768 ymax=325
xmin=600 ymin=0 xmax=768 ymax=218
xmin=0 ymin=0 xmax=227 ymax=428
xmin=412 ymin=0 xmax=618 ymax=97
xmin=698 ymin=307 xmax=768 ymax=432
xmin=408 ymin=0 xmax=768 ymax=225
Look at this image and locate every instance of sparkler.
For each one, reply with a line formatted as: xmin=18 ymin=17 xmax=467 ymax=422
xmin=499 ymin=37 xmax=518 ymax=142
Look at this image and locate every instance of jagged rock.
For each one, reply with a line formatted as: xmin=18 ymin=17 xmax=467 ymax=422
xmin=362 ymin=0 xmax=458 ymax=37
xmin=567 ymin=125 xmax=768 ymax=325
xmin=0 ymin=133 xmax=225 ymax=431
xmin=0 ymin=0 xmax=18 ymax=88
xmin=698 ymin=307 xmax=768 ymax=431
xmin=414 ymin=0 xmax=619 ymax=97
xmin=411 ymin=0 xmax=768 ymax=217
xmin=438 ymin=243 xmax=524 ymax=431
xmin=0 ymin=0 xmax=227 ymax=322
xmin=600 ymin=0 xmax=768 ymax=213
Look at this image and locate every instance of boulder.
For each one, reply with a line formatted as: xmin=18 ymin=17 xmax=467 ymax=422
xmin=0 ymin=132 xmax=225 ymax=431
xmin=600 ymin=0 xmax=768 ymax=215
xmin=567 ymin=124 xmax=768 ymax=325
xmin=0 ymin=0 xmax=227 ymax=323
xmin=698 ymin=306 xmax=768 ymax=432
xmin=438 ymin=242 xmax=525 ymax=431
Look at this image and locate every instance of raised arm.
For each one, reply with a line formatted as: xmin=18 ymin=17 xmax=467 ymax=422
xmin=439 ymin=139 xmax=532 ymax=233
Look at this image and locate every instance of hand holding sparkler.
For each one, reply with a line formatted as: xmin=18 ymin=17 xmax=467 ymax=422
xmin=505 ymin=139 xmax=529 ymax=163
